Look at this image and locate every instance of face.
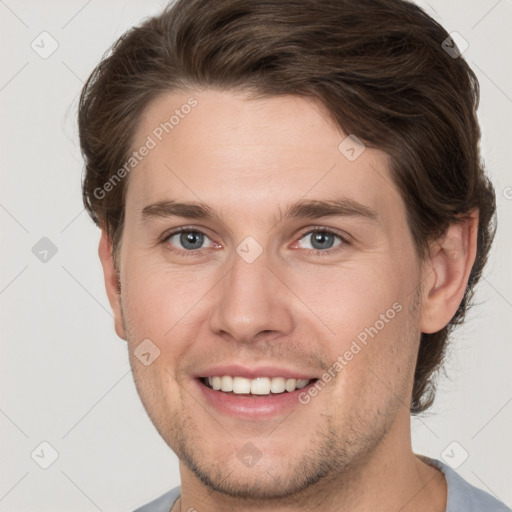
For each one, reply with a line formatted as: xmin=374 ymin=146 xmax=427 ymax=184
xmin=113 ymin=89 xmax=425 ymax=498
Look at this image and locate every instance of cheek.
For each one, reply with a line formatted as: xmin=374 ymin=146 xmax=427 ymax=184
xmin=120 ymin=256 xmax=214 ymax=340
xmin=286 ymin=259 xmax=409 ymax=338
xmin=286 ymin=258 xmax=419 ymax=392
xmin=129 ymin=348 xmax=185 ymax=440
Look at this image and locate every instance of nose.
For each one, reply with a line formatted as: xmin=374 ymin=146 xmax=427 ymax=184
xmin=209 ymin=247 xmax=295 ymax=344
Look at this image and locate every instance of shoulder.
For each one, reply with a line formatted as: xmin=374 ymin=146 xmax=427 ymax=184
xmin=133 ymin=486 xmax=181 ymax=512
xmin=424 ymin=457 xmax=510 ymax=512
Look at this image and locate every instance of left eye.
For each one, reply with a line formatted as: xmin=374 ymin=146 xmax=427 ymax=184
xmin=167 ymin=230 xmax=214 ymax=251
xmin=298 ymin=230 xmax=343 ymax=251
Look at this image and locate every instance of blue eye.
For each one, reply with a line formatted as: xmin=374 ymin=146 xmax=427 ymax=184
xmin=298 ymin=230 xmax=343 ymax=251
xmin=166 ymin=230 xmax=212 ymax=251
xmin=162 ymin=228 xmax=345 ymax=256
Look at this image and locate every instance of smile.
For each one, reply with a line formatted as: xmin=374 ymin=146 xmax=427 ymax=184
xmin=202 ymin=376 xmax=312 ymax=395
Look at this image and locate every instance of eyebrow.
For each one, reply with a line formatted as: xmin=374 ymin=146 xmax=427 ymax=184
xmin=140 ymin=198 xmax=378 ymax=223
xmin=283 ymin=198 xmax=377 ymax=222
xmin=141 ymin=200 xmax=215 ymax=221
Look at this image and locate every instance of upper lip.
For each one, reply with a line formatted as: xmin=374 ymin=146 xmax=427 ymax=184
xmin=194 ymin=364 xmax=320 ymax=380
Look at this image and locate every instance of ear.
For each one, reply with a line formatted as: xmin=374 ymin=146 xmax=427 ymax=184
xmin=420 ymin=212 xmax=479 ymax=334
xmin=98 ymin=229 xmax=127 ymax=340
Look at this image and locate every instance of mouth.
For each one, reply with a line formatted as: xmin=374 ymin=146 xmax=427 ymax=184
xmin=194 ymin=371 xmax=320 ymax=419
xmin=200 ymin=375 xmax=315 ymax=395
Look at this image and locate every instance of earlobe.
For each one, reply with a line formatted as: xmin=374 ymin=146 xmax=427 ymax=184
xmin=98 ymin=230 xmax=127 ymax=340
xmin=420 ymin=212 xmax=479 ymax=334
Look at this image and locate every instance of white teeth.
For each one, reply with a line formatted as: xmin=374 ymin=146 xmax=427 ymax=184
xmin=270 ymin=377 xmax=286 ymax=393
xmin=251 ymin=377 xmax=271 ymax=395
xmin=221 ymin=375 xmax=233 ymax=392
xmin=212 ymin=376 xmax=221 ymax=391
xmin=205 ymin=375 xmax=312 ymax=395
xmin=296 ymin=379 xmax=309 ymax=389
xmin=285 ymin=378 xmax=297 ymax=392
xmin=232 ymin=377 xmax=251 ymax=394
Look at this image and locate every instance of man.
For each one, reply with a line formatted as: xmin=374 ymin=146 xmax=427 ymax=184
xmin=78 ymin=0 xmax=508 ymax=510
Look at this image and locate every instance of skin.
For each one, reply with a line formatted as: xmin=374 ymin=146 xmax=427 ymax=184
xmin=99 ymin=89 xmax=478 ymax=511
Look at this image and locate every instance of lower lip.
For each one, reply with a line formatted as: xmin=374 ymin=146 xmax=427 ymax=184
xmin=194 ymin=379 xmax=316 ymax=419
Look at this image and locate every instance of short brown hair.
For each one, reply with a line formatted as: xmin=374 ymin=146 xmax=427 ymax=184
xmin=79 ymin=0 xmax=496 ymax=413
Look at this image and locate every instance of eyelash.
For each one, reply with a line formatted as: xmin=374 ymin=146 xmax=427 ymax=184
xmin=161 ymin=227 xmax=216 ymax=257
xmin=161 ymin=226 xmax=349 ymax=257
xmin=296 ymin=227 xmax=349 ymax=256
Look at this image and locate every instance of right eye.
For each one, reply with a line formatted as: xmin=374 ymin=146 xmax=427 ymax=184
xmin=162 ymin=228 xmax=221 ymax=256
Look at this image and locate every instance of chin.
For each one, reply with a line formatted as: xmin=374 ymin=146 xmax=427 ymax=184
xmin=172 ymin=424 xmax=353 ymax=500
xmin=184 ymin=455 xmax=331 ymax=500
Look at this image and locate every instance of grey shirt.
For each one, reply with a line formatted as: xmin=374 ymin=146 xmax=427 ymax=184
xmin=133 ymin=458 xmax=510 ymax=511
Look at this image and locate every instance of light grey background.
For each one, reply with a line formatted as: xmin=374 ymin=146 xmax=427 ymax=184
xmin=0 ymin=0 xmax=511 ymax=510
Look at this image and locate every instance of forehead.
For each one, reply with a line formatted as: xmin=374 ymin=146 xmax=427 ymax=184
xmin=125 ymin=89 xmax=402 ymax=222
